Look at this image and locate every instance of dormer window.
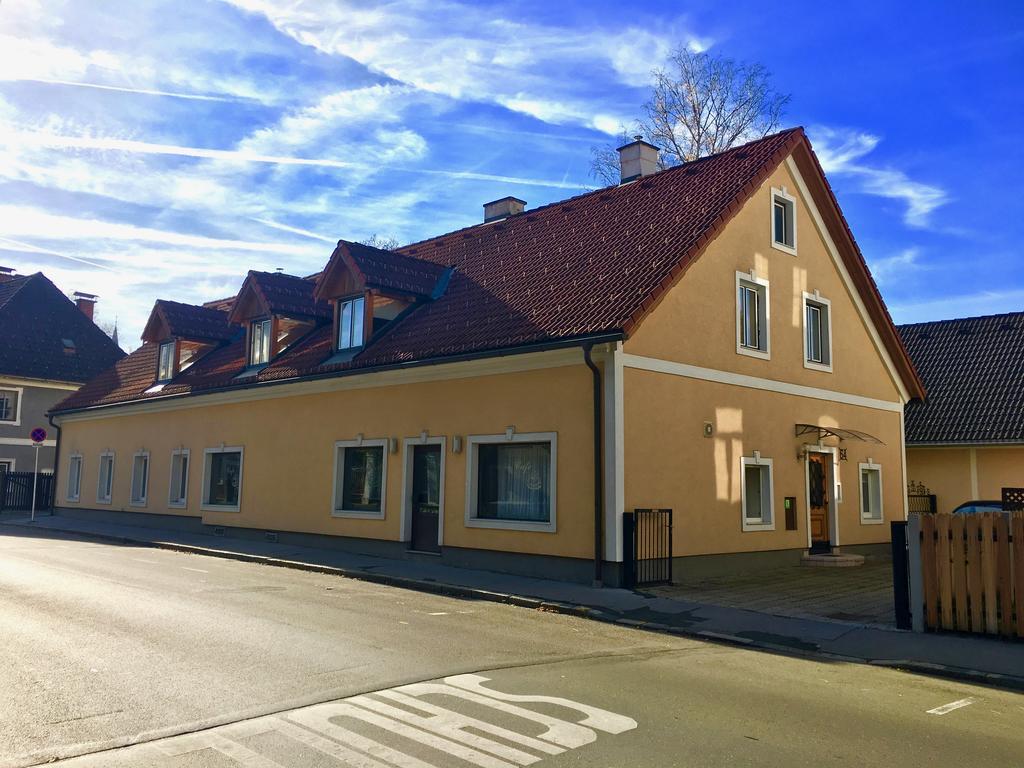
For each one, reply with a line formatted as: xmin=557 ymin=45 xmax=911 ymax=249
xmin=250 ymin=318 xmax=271 ymax=366
xmin=337 ymin=296 xmax=366 ymax=351
xmin=157 ymin=341 xmax=176 ymax=381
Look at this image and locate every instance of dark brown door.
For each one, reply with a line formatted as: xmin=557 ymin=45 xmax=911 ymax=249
xmin=410 ymin=444 xmax=441 ymax=553
xmin=808 ymin=453 xmax=831 ymax=552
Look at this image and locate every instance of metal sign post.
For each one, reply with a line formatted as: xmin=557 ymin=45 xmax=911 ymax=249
xmin=29 ymin=427 xmax=46 ymax=523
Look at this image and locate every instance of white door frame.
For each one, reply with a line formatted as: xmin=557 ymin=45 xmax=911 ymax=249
xmin=400 ymin=435 xmax=446 ymax=549
xmin=804 ymin=444 xmax=840 ymax=549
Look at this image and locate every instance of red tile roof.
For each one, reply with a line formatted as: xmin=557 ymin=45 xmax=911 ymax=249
xmin=145 ymin=299 xmax=237 ymax=343
xmin=316 ymin=240 xmax=449 ymax=300
xmin=233 ymin=270 xmax=333 ymax=322
xmin=53 ymin=128 xmax=922 ymax=413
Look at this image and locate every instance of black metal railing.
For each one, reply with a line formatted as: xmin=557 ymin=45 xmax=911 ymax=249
xmin=908 ymin=493 xmax=937 ymax=515
xmin=623 ymin=508 xmax=673 ymax=588
xmin=0 ymin=471 xmax=54 ymax=512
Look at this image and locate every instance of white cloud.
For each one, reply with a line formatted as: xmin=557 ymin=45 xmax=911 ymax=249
xmin=809 ymin=126 xmax=949 ymax=228
xmin=221 ymin=0 xmax=698 ymax=133
xmin=890 ymin=288 xmax=1024 ymax=324
xmin=0 ymin=205 xmax=315 ymax=256
xmin=869 ymin=247 xmax=924 ymax=285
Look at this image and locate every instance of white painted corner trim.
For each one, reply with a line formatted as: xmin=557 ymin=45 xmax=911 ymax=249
xmin=0 ymin=437 xmax=57 ymax=447
xmin=621 ymin=353 xmax=902 ymax=413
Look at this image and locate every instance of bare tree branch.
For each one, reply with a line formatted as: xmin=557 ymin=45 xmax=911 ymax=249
xmin=590 ymin=47 xmax=790 ymax=183
xmin=359 ymin=234 xmax=402 ymax=251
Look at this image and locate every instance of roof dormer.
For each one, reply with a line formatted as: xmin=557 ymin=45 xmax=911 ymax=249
xmin=141 ymin=300 xmax=235 ymax=386
xmin=314 ymin=240 xmax=452 ymax=359
xmin=228 ymin=271 xmax=332 ymax=371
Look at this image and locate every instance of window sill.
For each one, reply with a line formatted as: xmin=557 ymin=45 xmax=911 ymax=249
xmin=465 ymin=517 xmax=556 ymax=533
xmin=128 ymin=501 xmax=147 ymax=508
xmin=201 ymin=504 xmax=240 ymax=513
xmin=66 ymin=497 xmax=80 ymax=504
xmin=771 ymin=241 xmax=797 ymax=256
xmin=741 ymin=521 xmax=776 ymax=532
xmin=331 ymin=509 xmax=385 ymax=520
xmin=736 ymin=346 xmax=770 ymax=361
xmin=96 ymin=499 xmax=111 ymax=505
xmin=168 ymin=501 xmax=187 ymax=509
xmin=803 ymin=360 xmax=833 ymax=373
xmin=860 ymin=517 xmax=886 ymax=525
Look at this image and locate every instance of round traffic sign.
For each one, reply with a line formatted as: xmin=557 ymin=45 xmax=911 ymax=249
xmin=30 ymin=427 xmax=47 ymax=444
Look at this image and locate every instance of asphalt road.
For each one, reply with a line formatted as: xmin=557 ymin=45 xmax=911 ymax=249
xmin=1 ymin=528 xmax=1022 ymax=768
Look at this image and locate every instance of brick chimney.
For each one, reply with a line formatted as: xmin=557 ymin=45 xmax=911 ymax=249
xmin=617 ymin=136 xmax=660 ymax=183
xmin=483 ymin=196 xmax=526 ymax=223
xmin=73 ymin=291 xmax=97 ymax=321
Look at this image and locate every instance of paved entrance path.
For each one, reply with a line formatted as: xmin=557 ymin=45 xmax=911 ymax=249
xmin=651 ymin=557 xmax=895 ymax=627
xmin=3 ymin=515 xmax=1024 ymax=692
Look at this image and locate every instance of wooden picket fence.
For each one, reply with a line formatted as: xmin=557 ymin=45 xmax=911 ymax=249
xmin=918 ymin=512 xmax=1024 ymax=638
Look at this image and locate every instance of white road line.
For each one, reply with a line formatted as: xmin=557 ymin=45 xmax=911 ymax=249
xmin=181 ymin=567 xmax=209 ymax=574
xmin=132 ymin=558 xmax=157 ymax=564
xmin=927 ymin=698 xmax=975 ymax=715
xmin=428 ymin=612 xmax=449 ymax=616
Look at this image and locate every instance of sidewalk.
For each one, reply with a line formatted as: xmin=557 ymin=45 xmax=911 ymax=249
xmin=4 ymin=513 xmax=1023 ymax=691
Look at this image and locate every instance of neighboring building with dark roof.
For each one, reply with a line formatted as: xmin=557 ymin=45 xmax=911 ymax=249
xmin=900 ymin=312 xmax=1024 ymax=512
xmin=50 ymin=129 xmax=924 ymax=584
xmin=0 ymin=269 xmax=124 ymax=476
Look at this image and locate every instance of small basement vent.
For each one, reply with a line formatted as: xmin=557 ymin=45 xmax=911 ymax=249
xmin=264 ymin=531 xmax=279 ymax=543
xmin=213 ymin=526 xmax=225 ymax=536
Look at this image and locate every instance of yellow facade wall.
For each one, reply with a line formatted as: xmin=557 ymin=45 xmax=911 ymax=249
xmin=626 ymin=161 xmax=904 ymax=404
xmin=621 ymin=156 xmax=906 ymax=555
xmin=624 ymin=369 xmax=904 ymax=555
xmin=57 ymin=363 xmax=596 ymax=560
xmin=907 ymin=446 xmax=1024 ymax=513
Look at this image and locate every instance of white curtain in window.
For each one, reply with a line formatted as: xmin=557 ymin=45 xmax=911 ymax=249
xmin=478 ymin=443 xmax=550 ymax=522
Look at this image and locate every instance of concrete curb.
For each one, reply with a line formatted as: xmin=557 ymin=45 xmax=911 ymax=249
xmin=8 ymin=519 xmax=1024 ymax=693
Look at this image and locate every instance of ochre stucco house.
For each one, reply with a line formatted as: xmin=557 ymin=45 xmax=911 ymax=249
xmin=49 ymin=128 xmax=924 ymax=585
xmin=900 ymin=312 xmax=1024 ymax=513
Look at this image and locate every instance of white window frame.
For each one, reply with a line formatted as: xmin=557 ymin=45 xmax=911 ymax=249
xmin=859 ymin=462 xmax=884 ymax=524
xmin=201 ymin=445 xmax=244 ymax=513
xmin=336 ymin=295 xmax=367 ymax=351
xmin=399 ymin=435 xmax=447 ymax=546
xmin=735 ymin=271 xmax=771 ymax=360
xmin=802 ymin=291 xmax=833 ymax=372
xmin=96 ymin=451 xmax=115 ymax=505
xmin=65 ymin=454 xmax=82 ymax=502
xmin=168 ymin=448 xmax=190 ymax=508
xmin=465 ymin=431 xmax=557 ymax=533
xmin=157 ymin=341 xmax=176 ymax=382
xmin=0 ymin=386 xmax=23 ymax=425
xmin=771 ymin=186 xmax=797 ymax=255
xmin=250 ymin=318 xmax=271 ymax=366
xmin=129 ymin=451 xmax=150 ymax=507
xmin=331 ymin=437 xmax=388 ymax=519
xmin=740 ymin=455 xmax=775 ymax=531
xmin=0 ymin=458 xmax=15 ymax=473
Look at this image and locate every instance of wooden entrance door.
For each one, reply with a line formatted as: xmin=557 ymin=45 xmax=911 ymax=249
xmin=807 ymin=453 xmax=831 ymax=552
xmin=409 ymin=444 xmax=441 ymax=553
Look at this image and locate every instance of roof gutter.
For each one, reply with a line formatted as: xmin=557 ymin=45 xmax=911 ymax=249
xmin=50 ymin=331 xmax=626 ymax=419
xmin=582 ymin=343 xmax=604 ymax=587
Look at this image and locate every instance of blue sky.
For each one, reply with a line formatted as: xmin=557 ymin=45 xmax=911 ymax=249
xmin=1 ymin=0 xmax=1021 ymax=348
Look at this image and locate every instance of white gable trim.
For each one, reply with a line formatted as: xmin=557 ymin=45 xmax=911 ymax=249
xmin=784 ymin=155 xmax=910 ymax=403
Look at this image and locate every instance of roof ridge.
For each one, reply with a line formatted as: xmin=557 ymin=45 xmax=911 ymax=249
xmin=899 ymin=309 xmax=1024 ymax=329
xmin=396 ymin=127 xmax=805 ymax=254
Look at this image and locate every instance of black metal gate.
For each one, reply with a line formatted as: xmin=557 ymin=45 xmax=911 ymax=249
xmin=907 ymin=482 xmax=937 ymax=515
xmin=0 ymin=471 xmax=54 ymax=512
xmin=622 ymin=508 xmax=673 ymax=588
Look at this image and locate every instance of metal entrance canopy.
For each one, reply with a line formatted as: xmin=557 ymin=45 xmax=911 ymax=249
xmin=794 ymin=424 xmax=885 ymax=445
